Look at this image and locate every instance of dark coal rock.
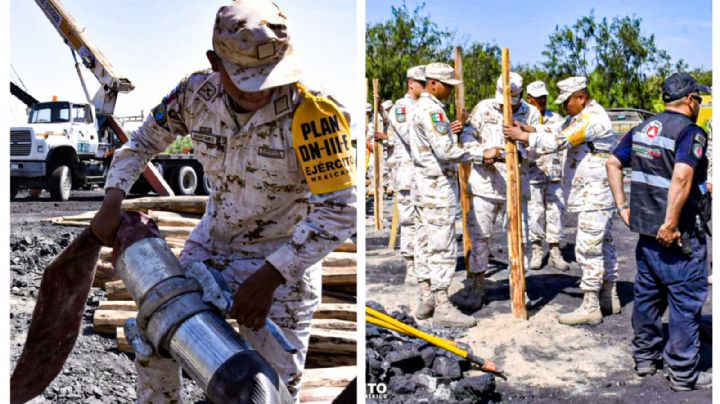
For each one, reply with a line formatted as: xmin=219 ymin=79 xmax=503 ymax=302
xmin=388 ymin=374 xmax=417 ymax=394
xmin=432 ymin=356 xmax=462 ymax=380
xmin=385 ymin=347 xmax=425 ymax=374
xmin=452 ymin=375 xmax=497 ymax=400
xmin=366 ymin=300 xmax=387 ymax=314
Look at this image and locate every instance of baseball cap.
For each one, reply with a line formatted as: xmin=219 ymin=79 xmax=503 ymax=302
xmin=424 ymin=63 xmax=462 ymax=86
xmin=407 ymin=65 xmax=426 ymax=81
xmin=662 ymin=72 xmax=712 ymax=102
xmin=212 ymin=0 xmax=302 ymax=92
xmin=495 ymin=72 xmax=523 ymax=105
xmin=527 ymin=81 xmax=549 ymax=98
xmin=555 ymin=77 xmax=587 ymax=104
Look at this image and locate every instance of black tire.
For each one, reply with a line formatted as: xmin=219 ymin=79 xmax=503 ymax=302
xmin=10 ymin=182 xmax=19 ymax=200
xmin=197 ymin=173 xmax=213 ymax=195
xmin=49 ymin=165 xmax=72 ymax=201
xmin=173 ymin=166 xmax=197 ymax=195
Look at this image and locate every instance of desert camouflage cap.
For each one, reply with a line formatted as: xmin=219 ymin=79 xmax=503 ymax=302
xmin=366 ymin=103 xmax=372 ymax=112
xmin=424 ymin=63 xmax=462 ymax=86
xmin=527 ymin=81 xmax=549 ymax=98
xmin=407 ymin=65 xmax=426 ymax=81
xmin=495 ymin=72 xmax=523 ymax=105
xmin=381 ymin=100 xmax=393 ymax=110
xmin=555 ymin=77 xmax=587 ymax=104
xmin=212 ymin=0 xmax=302 ymax=92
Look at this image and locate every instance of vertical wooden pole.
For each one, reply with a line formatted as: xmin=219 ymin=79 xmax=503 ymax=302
xmin=373 ymin=79 xmax=384 ymax=230
xmin=455 ymin=46 xmax=473 ymax=276
xmin=388 ymin=196 xmax=400 ymax=250
xmin=502 ymin=49 xmax=527 ymax=320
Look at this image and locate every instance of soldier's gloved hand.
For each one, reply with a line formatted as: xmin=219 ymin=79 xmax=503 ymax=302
xmin=230 ymin=262 xmax=285 ymax=330
xmin=450 ymin=120 xmax=464 ymax=135
xmin=90 ymin=188 xmax=124 ymax=246
xmin=656 ymin=222 xmax=681 ymax=247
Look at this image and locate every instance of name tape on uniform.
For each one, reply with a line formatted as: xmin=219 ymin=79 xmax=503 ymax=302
xmin=292 ymin=84 xmax=356 ymax=195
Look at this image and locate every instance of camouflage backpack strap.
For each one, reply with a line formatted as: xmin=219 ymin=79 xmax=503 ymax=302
xmin=291 ymin=83 xmax=356 ymax=194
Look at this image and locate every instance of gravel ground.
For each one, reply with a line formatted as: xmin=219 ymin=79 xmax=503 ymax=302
xmin=9 ymin=189 xmax=207 ymax=403
xmin=366 ymin=195 xmax=712 ymax=403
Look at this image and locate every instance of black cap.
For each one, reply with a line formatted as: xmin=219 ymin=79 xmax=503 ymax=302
xmin=662 ymin=72 xmax=712 ymax=102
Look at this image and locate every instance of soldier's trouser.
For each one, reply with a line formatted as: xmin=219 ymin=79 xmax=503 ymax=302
xmin=575 ymin=209 xmax=618 ymax=291
xmin=398 ymin=189 xmax=415 ymax=263
xmin=632 ymin=234 xmax=707 ymax=387
xmin=468 ymin=195 xmax=530 ymax=274
xmin=414 ymin=205 xmax=456 ymax=291
xmin=528 ymin=179 xmax=564 ymax=244
xmin=135 ymin=257 xmax=318 ymax=404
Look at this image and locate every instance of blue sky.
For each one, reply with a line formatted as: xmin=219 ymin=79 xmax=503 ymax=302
xmin=366 ymin=0 xmax=711 ymax=69
xmin=10 ymin=0 xmax=359 ymax=127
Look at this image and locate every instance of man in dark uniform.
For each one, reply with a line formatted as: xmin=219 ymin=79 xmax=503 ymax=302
xmin=606 ymin=72 xmax=711 ymax=391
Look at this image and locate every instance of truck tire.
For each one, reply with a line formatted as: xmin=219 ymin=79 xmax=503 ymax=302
xmin=198 ymin=173 xmax=213 ymax=195
xmin=49 ymin=165 xmax=72 ymax=201
xmin=173 ymin=166 xmax=197 ymax=195
xmin=10 ymin=182 xmax=19 ymax=200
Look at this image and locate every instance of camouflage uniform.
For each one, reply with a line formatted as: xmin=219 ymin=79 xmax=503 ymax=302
xmin=386 ymin=94 xmax=417 ymax=268
xmin=462 ymin=99 xmax=540 ymax=274
xmin=529 ymin=99 xmax=618 ymax=291
xmin=410 ymin=92 xmax=478 ymax=290
xmin=105 ymin=71 xmax=356 ymax=402
xmin=527 ymin=110 xmax=566 ymax=245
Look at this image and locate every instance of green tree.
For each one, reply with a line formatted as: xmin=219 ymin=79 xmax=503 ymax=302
xmin=365 ymin=1 xmax=452 ymax=104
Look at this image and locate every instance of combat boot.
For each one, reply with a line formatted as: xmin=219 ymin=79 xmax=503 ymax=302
xmin=600 ymin=280 xmax=621 ymax=314
xmin=462 ymin=272 xmax=486 ymax=311
xmin=530 ymin=242 xmax=543 ymax=270
xmin=557 ymin=291 xmax=603 ymax=326
xmin=549 ymin=243 xmax=570 ymax=271
xmin=415 ymin=280 xmax=435 ymax=320
xmin=433 ymin=289 xmax=477 ymax=328
xmin=404 ymin=259 xmax=417 ymax=288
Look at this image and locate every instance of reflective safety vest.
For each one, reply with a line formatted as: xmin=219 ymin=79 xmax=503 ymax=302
xmin=629 ymin=111 xmax=704 ymax=236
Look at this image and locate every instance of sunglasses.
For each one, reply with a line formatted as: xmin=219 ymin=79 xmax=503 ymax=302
xmin=689 ymin=94 xmax=703 ymax=103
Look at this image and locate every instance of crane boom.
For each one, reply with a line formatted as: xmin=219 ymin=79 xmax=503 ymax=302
xmin=34 ymin=0 xmax=134 ymax=115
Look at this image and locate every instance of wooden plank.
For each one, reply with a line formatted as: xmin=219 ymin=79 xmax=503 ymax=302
xmin=302 ymin=366 xmax=355 ymax=389
xmin=372 ymin=78 xmax=383 ymax=230
xmin=322 ymin=267 xmax=356 ymax=286
xmin=93 ymin=310 xmax=135 ymax=334
xmin=93 ymin=262 xmax=118 ymax=287
xmin=305 ymin=352 xmax=356 ymax=368
xmin=313 ymin=303 xmax=356 ymax=322
xmin=121 ymin=196 xmax=207 ymax=215
xmin=387 ymin=196 xmax=399 ymax=250
xmin=333 ymin=240 xmax=356 ymax=253
xmin=308 ymin=329 xmax=356 ymax=355
xmin=311 ymin=319 xmax=356 ymax=331
xmin=455 ymin=46 xmax=473 ymax=275
xmin=299 ymin=386 xmax=345 ymax=403
xmin=322 ymin=252 xmax=356 ymax=267
xmin=105 ymin=280 xmax=132 ymax=301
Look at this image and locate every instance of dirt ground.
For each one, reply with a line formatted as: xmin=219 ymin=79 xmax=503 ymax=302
xmin=9 ymin=189 xmax=207 ymax=403
xmin=366 ymin=195 xmax=712 ymax=403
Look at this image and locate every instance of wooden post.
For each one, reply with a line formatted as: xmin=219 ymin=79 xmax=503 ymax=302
xmin=373 ymin=79 xmax=384 ymax=230
xmin=502 ymin=49 xmax=527 ymax=320
xmin=455 ymin=46 xmax=473 ymax=276
xmin=388 ymin=196 xmax=399 ymax=250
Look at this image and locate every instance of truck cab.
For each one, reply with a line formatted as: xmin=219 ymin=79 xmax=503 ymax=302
xmin=10 ymin=100 xmax=111 ymax=200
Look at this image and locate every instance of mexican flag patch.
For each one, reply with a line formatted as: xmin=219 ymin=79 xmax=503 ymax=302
xmin=431 ymin=112 xmax=446 ymax=122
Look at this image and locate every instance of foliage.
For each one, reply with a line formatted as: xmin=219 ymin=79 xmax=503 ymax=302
xmin=164 ymin=135 xmax=193 ymax=154
xmin=366 ymin=4 xmax=711 ymax=114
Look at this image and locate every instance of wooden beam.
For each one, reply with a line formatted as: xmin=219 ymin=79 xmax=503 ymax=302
xmin=372 ymin=78 xmax=384 ymax=230
xmin=502 ymin=48 xmax=528 ymax=320
xmin=455 ymin=46 xmax=473 ymax=276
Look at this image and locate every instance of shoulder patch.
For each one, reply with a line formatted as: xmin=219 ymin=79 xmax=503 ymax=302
xmin=692 ymin=143 xmax=704 ymax=159
xmin=152 ymin=103 xmax=169 ymax=130
xmin=693 ymin=132 xmax=707 ymax=146
xmin=198 ymin=81 xmax=217 ymax=101
xmin=395 ymin=106 xmax=407 ymax=123
xmin=291 ymin=84 xmax=356 ymax=194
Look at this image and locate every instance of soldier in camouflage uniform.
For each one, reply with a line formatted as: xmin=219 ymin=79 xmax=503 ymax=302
xmin=460 ymin=73 xmax=540 ymax=309
xmin=504 ymin=77 xmax=619 ymax=326
xmin=90 ymin=1 xmax=356 ymax=402
xmin=410 ymin=62 xmax=484 ymax=328
xmin=525 ymin=81 xmax=570 ymax=271
xmin=384 ymin=65 xmax=426 ymax=286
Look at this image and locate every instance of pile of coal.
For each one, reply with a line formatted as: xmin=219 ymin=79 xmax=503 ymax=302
xmin=366 ymin=301 xmax=497 ymax=402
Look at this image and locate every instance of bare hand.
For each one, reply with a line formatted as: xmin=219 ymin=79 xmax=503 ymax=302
xmin=374 ymin=131 xmax=388 ymax=141
xmin=229 ymin=263 xmax=285 ymax=330
xmin=656 ymin=222 xmax=681 ymax=247
xmin=503 ymin=123 xmax=529 ymax=143
xmin=90 ymin=188 xmax=124 ymax=246
xmin=450 ymin=120 xmax=464 ymax=135
xmin=518 ymin=122 xmax=536 ymax=133
xmin=619 ymin=208 xmax=630 ymax=227
xmin=708 ymin=182 xmax=713 ymax=193
xmin=483 ymin=147 xmax=504 ymax=165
